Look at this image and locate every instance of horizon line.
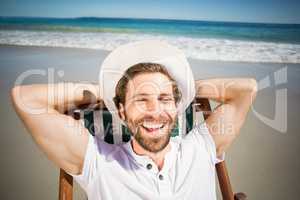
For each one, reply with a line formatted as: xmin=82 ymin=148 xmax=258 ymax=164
xmin=1 ymin=15 xmax=299 ymax=26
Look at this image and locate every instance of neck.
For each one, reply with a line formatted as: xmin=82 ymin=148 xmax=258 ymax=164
xmin=131 ymin=139 xmax=171 ymax=171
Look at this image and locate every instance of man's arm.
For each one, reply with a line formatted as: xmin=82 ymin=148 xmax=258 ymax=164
xmin=10 ymin=82 xmax=100 ymax=175
xmin=196 ymin=78 xmax=257 ymax=157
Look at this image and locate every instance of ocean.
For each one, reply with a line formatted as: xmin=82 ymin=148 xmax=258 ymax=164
xmin=1 ymin=17 xmax=300 ymax=63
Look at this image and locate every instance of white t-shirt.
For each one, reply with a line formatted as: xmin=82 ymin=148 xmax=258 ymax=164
xmin=70 ymin=122 xmax=224 ymax=200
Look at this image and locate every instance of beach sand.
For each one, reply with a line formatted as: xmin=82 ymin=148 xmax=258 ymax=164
xmin=0 ymin=45 xmax=299 ymax=200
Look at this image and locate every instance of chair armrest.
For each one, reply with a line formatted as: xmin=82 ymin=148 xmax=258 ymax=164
xmin=234 ymin=192 xmax=247 ymax=200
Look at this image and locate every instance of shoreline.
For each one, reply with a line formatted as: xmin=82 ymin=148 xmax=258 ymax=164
xmin=0 ymin=43 xmax=298 ymax=65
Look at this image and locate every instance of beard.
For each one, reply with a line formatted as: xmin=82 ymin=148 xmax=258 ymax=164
xmin=125 ymin=113 xmax=177 ymax=153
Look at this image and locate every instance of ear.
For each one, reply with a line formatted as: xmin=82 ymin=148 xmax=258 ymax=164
xmin=118 ymin=103 xmax=126 ymax=121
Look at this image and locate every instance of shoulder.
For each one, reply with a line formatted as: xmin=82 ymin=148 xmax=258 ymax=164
xmin=181 ymin=122 xmax=225 ymax=165
xmin=92 ymin=135 xmax=129 ymax=161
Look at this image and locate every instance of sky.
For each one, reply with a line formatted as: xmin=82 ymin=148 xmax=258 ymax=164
xmin=0 ymin=0 xmax=299 ymax=24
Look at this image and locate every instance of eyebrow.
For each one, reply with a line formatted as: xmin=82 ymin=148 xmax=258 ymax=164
xmin=133 ymin=93 xmax=173 ymax=98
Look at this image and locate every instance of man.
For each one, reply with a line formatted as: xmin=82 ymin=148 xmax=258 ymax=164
xmin=11 ymin=40 xmax=257 ymax=199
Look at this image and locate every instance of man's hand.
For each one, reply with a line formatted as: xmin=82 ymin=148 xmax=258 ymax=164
xmin=196 ymin=78 xmax=257 ymax=157
xmin=10 ymin=82 xmax=101 ymax=175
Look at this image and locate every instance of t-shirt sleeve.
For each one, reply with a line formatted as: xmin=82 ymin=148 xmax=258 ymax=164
xmin=190 ymin=122 xmax=225 ymax=165
xmin=67 ymin=134 xmax=103 ymax=190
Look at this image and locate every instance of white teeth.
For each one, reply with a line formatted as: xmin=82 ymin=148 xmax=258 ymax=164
xmin=142 ymin=122 xmax=164 ymax=129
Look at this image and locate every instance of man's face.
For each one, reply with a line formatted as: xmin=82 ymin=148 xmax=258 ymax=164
xmin=119 ymin=72 xmax=178 ymax=153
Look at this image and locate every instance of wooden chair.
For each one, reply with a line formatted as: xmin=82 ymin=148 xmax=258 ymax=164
xmin=60 ymin=97 xmax=246 ymax=200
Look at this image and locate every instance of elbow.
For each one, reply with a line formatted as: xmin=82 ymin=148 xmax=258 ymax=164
xmin=10 ymin=85 xmax=39 ymax=112
xmin=248 ymin=78 xmax=258 ymax=100
xmin=10 ymin=85 xmax=29 ymax=113
xmin=11 ymin=85 xmax=54 ymax=115
xmin=249 ymin=78 xmax=258 ymax=91
xmin=239 ymin=78 xmax=257 ymax=101
xmin=10 ymin=86 xmax=21 ymax=108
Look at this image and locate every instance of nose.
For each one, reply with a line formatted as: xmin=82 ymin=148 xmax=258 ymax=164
xmin=146 ymin=98 xmax=161 ymax=115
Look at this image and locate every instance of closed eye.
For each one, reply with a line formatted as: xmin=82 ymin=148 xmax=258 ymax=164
xmin=159 ymin=97 xmax=174 ymax=102
xmin=135 ymin=98 xmax=147 ymax=102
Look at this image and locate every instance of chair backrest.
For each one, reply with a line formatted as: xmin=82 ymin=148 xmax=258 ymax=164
xmin=59 ymin=98 xmax=245 ymax=200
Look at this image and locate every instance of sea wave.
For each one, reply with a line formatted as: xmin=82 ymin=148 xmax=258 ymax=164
xmin=0 ymin=30 xmax=299 ymax=63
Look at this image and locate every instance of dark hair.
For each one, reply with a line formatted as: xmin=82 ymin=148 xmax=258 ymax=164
xmin=113 ymin=62 xmax=182 ymax=109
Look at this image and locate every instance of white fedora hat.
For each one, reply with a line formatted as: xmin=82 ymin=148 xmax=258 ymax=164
xmin=99 ymin=40 xmax=195 ymax=122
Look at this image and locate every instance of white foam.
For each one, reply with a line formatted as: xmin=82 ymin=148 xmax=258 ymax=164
xmin=1 ymin=30 xmax=300 ymax=63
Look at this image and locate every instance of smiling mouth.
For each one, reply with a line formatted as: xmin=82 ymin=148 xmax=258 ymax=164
xmin=141 ymin=122 xmax=165 ymax=134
